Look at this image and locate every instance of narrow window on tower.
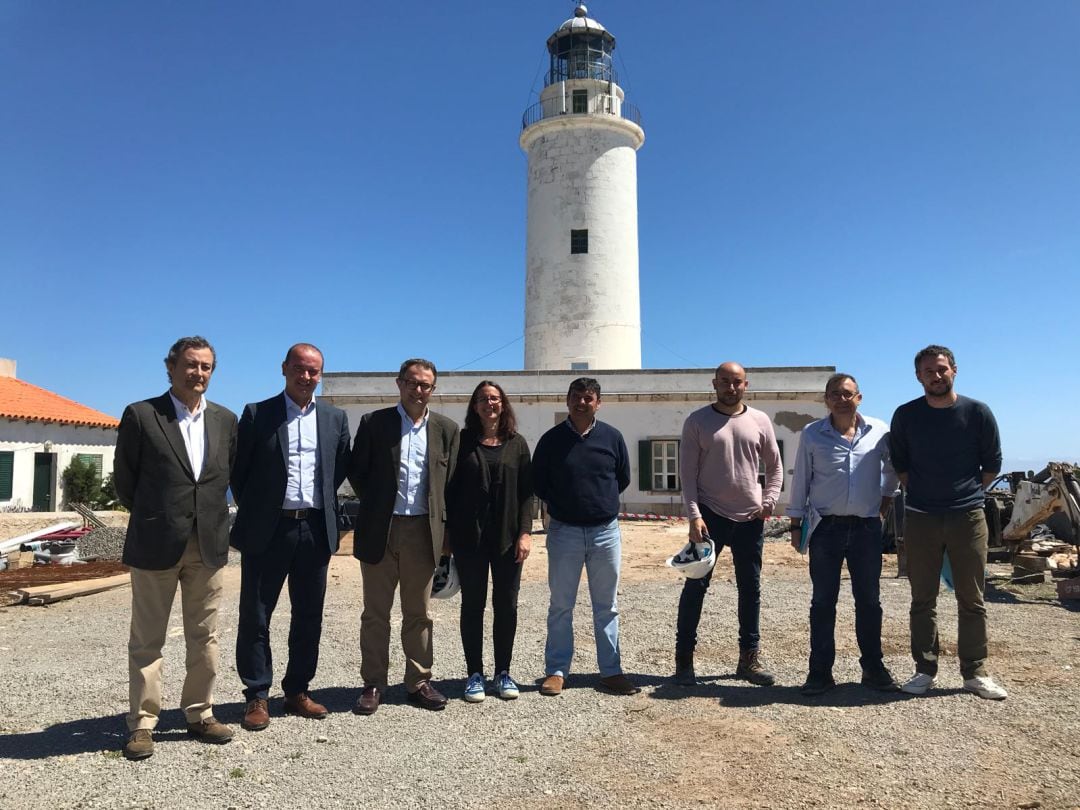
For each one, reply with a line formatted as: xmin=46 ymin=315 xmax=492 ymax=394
xmin=570 ymin=229 xmax=588 ymax=254
xmin=572 ymin=89 xmax=588 ymax=114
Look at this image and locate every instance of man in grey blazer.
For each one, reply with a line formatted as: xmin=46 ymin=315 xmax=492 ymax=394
xmin=348 ymin=358 xmax=459 ymax=713
xmin=114 ymin=336 xmax=238 ymax=761
xmin=230 ymin=343 xmax=351 ymax=731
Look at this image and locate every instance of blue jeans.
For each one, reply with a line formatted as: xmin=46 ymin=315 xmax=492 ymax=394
xmin=676 ymin=506 xmax=763 ymax=655
xmin=544 ymin=517 xmax=623 ymax=678
xmin=807 ymin=516 xmax=885 ymax=676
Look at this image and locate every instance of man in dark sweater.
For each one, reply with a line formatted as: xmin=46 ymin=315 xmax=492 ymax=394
xmin=890 ymin=345 xmax=1006 ymax=700
xmin=533 ymin=378 xmax=637 ymax=697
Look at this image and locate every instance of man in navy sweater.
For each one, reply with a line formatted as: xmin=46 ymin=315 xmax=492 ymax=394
xmin=533 ymin=378 xmax=637 ymax=697
xmin=890 ymin=345 xmax=1006 ymax=700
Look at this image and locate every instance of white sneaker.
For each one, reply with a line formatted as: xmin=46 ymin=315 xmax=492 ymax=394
xmin=963 ymin=675 xmax=1007 ymax=700
xmin=463 ymin=672 xmax=486 ymax=703
xmin=495 ymin=671 xmax=519 ymax=700
xmin=900 ymin=672 xmax=936 ymax=695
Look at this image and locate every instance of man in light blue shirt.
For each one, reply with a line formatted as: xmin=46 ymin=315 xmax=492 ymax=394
xmin=786 ymin=373 xmax=899 ymax=696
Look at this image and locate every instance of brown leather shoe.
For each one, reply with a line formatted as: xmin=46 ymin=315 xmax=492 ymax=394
xmin=599 ymin=673 xmax=641 ymax=695
xmin=242 ymin=698 xmax=270 ymax=731
xmin=406 ymin=681 xmax=447 ymax=711
xmin=354 ymin=685 xmax=381 ymax=716
xmin=186 ymin=716 xmax=234 ymax=744
xmin=284 ymin=692 xmax=328 ymax=719
xmin=122 ymin=729 xmax=154 ymax=761
xmin=539 ymin=674 xmax=564 ymax=696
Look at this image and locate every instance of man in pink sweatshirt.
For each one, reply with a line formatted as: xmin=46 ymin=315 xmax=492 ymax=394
xmin=674 ymin=362 xmax=783 ymax=686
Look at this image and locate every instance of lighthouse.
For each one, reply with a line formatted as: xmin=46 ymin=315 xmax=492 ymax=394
xmin=521 ymin=3 xmax=645 ymax=371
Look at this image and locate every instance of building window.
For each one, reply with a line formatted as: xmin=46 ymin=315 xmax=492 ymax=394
xmin=570 ymin=229 xmax=588 ymax=254
xmin=570 ymin=361 xmax=589 ymax=371
xmin=758 ymin=440 xmax=785 ymax=491
xmin=0 ymin=451 xmax=12 ymax=500
xmin=572 ymin=89 xmax=588 ymax=114
xmin=638 ymin=439 xmax=680 ymax=492
xmin=75 ymin=453 xmax=103 ymax=483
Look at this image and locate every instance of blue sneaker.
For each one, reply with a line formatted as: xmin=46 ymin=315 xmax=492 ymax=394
xmin=495 ymin=671 xmax=519 ymax=700
xmin=463 ymin=672 xmax=486 ymax=703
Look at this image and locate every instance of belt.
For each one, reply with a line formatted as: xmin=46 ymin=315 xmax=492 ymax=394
xmin=819 ymin=514 xmax=876 ymax=525
xmin=281 ymin=508 xmax=322 ymax=520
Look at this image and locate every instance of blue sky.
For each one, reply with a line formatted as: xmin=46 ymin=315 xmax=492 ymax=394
xmin=2 ymin=1 xmax=1078 ymax=471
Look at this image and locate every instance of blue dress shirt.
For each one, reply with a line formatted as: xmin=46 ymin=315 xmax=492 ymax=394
xmin=282 ymin=393 xmax=322 ymax=510
xmin=394 ymin=403 xmax=429 ymax=516
xmin=786 ymin=413 xmax=899 ymax=520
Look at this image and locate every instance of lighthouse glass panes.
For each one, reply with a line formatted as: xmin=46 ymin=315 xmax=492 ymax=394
xmin=548 ymin=34 xmax=616 ymax=85
xmin=572 ymin=89 xmax=588 ymax=113
xmin=570 ymin=229 xmax=588 ymax=254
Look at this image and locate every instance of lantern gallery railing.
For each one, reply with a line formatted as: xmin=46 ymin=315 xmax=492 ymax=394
xmin=521 ymin=95 xmax=642 ymax=130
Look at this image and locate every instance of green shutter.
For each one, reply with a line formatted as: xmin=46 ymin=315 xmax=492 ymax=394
xmin=0 ymin=451 xmax=13 ymax=500
xmin=76 ymin=453 xmax=103 ymax=483
xmin=638 ymin=440 xmax=652 ymax=492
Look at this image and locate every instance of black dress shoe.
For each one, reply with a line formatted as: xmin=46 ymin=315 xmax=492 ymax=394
xmin=406 ymin=681 xmax=447 ymax=711
xmin=354 ymin=685 xmax=381 ymax=716
xmin=800 ymin=672 xmax=836 ymax=696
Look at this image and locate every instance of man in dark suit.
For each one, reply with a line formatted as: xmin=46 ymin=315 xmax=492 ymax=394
xmin=114 ymin=336 xmax=238 ymax=761
xmin=348 ymin=358 xmax=459 ymax=713
xmin=231 ymin=343 xmax=351 ymax=731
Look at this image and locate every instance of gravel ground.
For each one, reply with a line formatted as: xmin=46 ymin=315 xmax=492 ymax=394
xmin=1 ymin=523 xmax=1078 ymax=810
xmin=75 ymin=527 xmax=128 ymax=561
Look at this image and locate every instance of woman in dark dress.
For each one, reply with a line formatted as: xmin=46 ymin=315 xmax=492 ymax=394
xmin=447 ymin=380 xmax=534 ymax=702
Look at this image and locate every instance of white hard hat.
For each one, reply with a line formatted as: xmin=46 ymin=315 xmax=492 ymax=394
xmin=431 ymin=555 xmax=461 ymax=599
xmin=665 ymin=535 xmax=716 ymax=579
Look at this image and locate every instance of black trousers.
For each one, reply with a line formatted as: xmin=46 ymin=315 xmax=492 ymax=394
xmin=236 ymin=513 xmax=330 ymax=701
xmin=455 ymin=542 xmax=523 ymax=676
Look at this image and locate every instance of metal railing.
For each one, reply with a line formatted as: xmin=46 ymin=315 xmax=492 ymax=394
xmin=521 ymin=95 xmax=642 ymax=131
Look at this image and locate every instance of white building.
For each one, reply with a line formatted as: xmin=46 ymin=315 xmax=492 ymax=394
xmin=322 ymin=367 xmax=830 ymax=515
xmin=322 ymin=5 xmax=833 ymax=515
xmin=0 ymin=358 xmax=119 ymax=511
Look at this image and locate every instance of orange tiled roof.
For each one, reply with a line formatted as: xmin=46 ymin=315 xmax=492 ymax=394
xmin=0 ymin=376 xmax=119 ymax=429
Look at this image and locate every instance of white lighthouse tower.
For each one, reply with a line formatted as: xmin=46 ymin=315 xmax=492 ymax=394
xmin=521 ymin=3 xmax=645 ymax=371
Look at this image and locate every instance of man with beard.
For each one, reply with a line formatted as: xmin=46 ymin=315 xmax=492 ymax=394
xmin=890 ymin=345 xmax=1006 ymax=700
xmin=674 ymin=362 xmax=783 ymax=687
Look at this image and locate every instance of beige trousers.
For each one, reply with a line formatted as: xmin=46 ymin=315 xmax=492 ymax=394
xmin=127 ymin=534 xmax=224 ymax=731
xmin=359 ymin=515 xmax=436 ymax=691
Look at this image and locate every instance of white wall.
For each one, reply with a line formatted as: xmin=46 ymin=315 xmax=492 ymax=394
xmin=322 ymin=367 xmax=833 ymax=515
xmin=0 ymin=420 xmax=117 ymax=510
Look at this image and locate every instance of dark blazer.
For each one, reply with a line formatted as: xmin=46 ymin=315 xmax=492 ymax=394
xmin=347 ymin=405 xmax=459 ymax=565
xmin=114 ymin=392 xmax=238 ymax=570
xmin=229 ymin=394 xmax=351 ymax=555
xmin=446 ymin=430 xmax=534 ymax=556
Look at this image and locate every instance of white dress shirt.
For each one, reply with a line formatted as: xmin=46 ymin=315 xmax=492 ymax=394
xmin=283 ymin=393 xmax=322 ymax=510
xmin=168 ymin=391 xmax=206 ymax=480
xmin=394 ymin=403 xmax=429 ymax=516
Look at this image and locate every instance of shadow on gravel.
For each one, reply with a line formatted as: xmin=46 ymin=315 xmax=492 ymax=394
xmin=648 ymin=678 xmax=963 ymax=708
xmin=0 ymin=711 xmax=210 ymax=759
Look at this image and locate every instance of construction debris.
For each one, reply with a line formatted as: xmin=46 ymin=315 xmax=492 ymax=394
xmin=10 ymin=573 xmax=131 ymax=606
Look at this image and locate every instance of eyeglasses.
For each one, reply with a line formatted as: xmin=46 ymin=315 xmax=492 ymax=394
xmin=826 ymin=390 xmax=859 ymax=401
xmin=399 ymin=379 xmax=434 ymax=393
xmin=476 ymin=396 xmax=502 ymax=404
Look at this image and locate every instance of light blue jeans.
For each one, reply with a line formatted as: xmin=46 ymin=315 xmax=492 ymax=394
xmin=544 ymin=517 xmax=623 ymax=678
